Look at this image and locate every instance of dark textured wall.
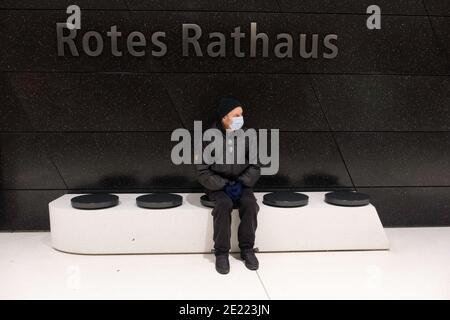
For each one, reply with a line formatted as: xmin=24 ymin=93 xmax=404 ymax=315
xmin=0 ymin=0 xmax=449 ymax=230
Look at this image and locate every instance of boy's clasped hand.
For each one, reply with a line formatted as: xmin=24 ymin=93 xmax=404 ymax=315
xmin=224 ymin=181 xmax=243 ymax=201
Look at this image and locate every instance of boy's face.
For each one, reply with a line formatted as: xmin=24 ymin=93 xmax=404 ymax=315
xmin=221 ymin=106 xmax=243 ymax=129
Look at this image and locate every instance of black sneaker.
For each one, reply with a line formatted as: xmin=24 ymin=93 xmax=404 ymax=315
xmin=215 ymin=254 xmax=230 ymax=274
xmin=240 ymin=248 xmax=259 ymax=270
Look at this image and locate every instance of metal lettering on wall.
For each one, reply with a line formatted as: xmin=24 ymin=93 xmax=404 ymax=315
xmin=56 ymin=5 xmax=344 ymax=59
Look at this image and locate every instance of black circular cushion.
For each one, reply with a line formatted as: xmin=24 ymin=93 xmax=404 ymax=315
xmin=71 ymin=194 xmax=119 ymax=210
xmin=200 ymin=194 xmax=239 ymax=209
xmin=262 ymin=191 xmax=309 ymax=207
xmin=325 ymin=191 xmax=370 ymax=207
xmin=200 ymin=194 xmax=216 ymax=208
xmin=136 ymin=193 xmax=183 ymax=209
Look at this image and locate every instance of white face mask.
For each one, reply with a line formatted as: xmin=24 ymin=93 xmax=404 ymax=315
xmin=230 ymin=116 xmax=244 ymax=131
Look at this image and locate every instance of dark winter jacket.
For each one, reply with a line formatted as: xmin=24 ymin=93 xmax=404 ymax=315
xmin=195 ymin=120 xmax=261 ymax=191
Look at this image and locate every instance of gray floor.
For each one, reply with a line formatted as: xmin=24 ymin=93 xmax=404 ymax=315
xmin=0 ymin=227 xmax=449 ymax=299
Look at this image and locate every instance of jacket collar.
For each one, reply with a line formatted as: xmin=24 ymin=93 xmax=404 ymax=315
xmin=212 ymin=119 xmax=226 ymax=135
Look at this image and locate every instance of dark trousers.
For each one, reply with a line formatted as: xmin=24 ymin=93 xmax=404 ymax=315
xmin=207 ymin=188 xmax=259 ymax=256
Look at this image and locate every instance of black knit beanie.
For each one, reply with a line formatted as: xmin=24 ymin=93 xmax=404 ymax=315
xmin=216 ymin=98 xmax=244 ymax=120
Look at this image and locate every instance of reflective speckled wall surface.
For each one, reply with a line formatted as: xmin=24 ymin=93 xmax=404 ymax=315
xmin=0 ymin=0 xmax=449 ymax=230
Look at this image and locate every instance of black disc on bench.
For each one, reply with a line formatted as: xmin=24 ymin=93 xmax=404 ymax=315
xmin=200 ymin=194 xmax=239 ymax=209
xmin=200 ymin=194 xmax=216 ymax=208
xmin=71 ymin=194 xmax=119 ymax=210
xmin=262 ymin=191 xmax=309 ymax=207
xmin=325 ymin=191 xmax=370 ymax=207
xmin=136 ymin=193 xmax=182 ymax=209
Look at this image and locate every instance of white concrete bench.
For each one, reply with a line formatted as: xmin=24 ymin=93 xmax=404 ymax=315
xmin=49 ymin=192 xmax=389 ymax=254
